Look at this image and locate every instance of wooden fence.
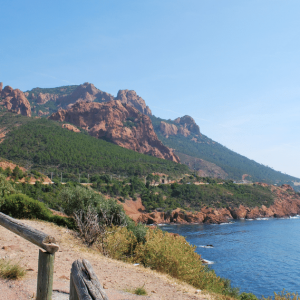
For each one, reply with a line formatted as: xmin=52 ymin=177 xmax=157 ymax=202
xmin=0 ymin=212 xmax=109 ymax=300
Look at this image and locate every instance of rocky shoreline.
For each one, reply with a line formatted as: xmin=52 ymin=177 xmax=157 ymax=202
xmin=121 ymin=184 xmax=300 ymax=225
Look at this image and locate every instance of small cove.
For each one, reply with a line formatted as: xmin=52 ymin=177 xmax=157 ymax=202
xmin=161 ymin=217 xmax=300 ymax=298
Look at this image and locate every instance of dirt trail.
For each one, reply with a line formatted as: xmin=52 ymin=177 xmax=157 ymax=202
xmin=0 ymin=220 xmax=209 ymax=300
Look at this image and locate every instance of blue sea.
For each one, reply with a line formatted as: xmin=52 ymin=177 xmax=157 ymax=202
xmin=160 ymin=217 xmax=300 ymax=298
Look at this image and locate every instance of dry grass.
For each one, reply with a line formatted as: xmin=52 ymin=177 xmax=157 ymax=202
xmin=0 ymin=259 xmax=26 ymax=280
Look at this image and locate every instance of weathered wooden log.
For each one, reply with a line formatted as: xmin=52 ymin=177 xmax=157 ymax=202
xmin=36 ymin=249 xmax=55 ymax=300
xmin=70 ymin=273 xmax=79 ymax=300
xmin=0 ymin=212 xmax=59 ymax=253
xmin=70 ymin=259 xmax=109 ymax=300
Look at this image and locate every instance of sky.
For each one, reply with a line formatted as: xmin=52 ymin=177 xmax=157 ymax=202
xmin=1 ymin=0 xmax=300 ymax=178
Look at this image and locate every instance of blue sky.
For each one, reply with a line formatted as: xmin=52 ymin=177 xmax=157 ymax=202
xmin=1 ymin=0 xmax=300 ymax=178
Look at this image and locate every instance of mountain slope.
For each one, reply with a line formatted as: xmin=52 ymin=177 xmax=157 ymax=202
xmin=49 ymin=100 xmax=179 ymax=162
xmin=151 ymin=115 xmax=300 ymax=188
xmin=0 ymin=112 xmax=188 ymax=178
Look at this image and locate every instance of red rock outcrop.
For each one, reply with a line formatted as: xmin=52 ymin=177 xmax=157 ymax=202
xmin=116 ymin=90 xmax=152 ymax=116
xmin=40 ymin=83 xmax=152 ymax=116
xmin=61 ymin=123 xmax=81 ymax=133
xmin=160 ymin=115 xmax=201 ymax=138
xmin=174 ymin=115 xmax=200 ymax=135
xmin=0 ymin=82 xmax=3 ymax=93
xmin=37 ymin=93 xmax=60 ymax=104
xmin=57 ymin=83 xmax=114 ymax=108
xmin=49 ymin=100 xmax=179 ymax=162
xmin=159 ymin=121 xmax=178 ymax=138
xmin=126 ymin=184 xmax=300 ymax=225
xmin=0 ymin=85 xmax=31 ymax=117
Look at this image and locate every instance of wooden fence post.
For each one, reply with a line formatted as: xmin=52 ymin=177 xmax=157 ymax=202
xmin=0 ymin=213 xmax=59 ymax=300
xmin=36 ymin=249 xmax=55 ymax=300
xmin=70 ymin=259 xmax=109 ymax=300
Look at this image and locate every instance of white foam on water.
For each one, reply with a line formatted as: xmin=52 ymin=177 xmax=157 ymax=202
xmin=256 ymin=218 xmax=269 ymax=220
xmin=199 ymin=245 xmax=214 ymax=248
xmin=246 ymin=219 xmax=254 ymax=221
xmin=202 ymin=258 xmax=214 ymax=265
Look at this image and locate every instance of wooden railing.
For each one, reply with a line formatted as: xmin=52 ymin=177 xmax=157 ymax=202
xmin=0 ymin=212 xmax=109 ymax=300
xmin=0 ymin=212 xmax=59 ymax=300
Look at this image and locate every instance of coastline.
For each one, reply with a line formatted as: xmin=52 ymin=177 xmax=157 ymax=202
xmin=122 ymin=184 xmax=300 ymax=225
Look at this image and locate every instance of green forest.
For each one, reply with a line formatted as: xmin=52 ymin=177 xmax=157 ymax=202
xmin=0 ymin=114 xmax=189 ymax=178
xmin=150 ymin=115 xmax=300 ymax=186
xmin=92 ymin=175 xmax=275 ymax=212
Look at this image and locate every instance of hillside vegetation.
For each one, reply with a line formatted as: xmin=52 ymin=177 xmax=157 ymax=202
xmin=0 ymin=113 xmax=188 ymax=178
xmin=151 ymin=115 xmax=300 ymax=187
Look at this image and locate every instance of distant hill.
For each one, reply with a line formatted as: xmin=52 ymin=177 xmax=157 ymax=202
xmin=150 ymin=115 xmax=300 ymax=189
xmin=2 ymin=81 xmax=299 ymax=190
xmin=0 ymin=112 xmax=189 ymax=179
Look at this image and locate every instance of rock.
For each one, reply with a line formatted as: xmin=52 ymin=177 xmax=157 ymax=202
xmin=57 ymin=82 xmax=114 ymax=108
xmin=62 ymin=124 xmax=81 ymax=133
xmin=0 ymin=82 xmax=3 ymax=93
xmin=0 ymin=85 xmax=31 ymax=116
xmin=174 ymin=115 xmax=200 ymax=135
xmin=116 ymin=89 xmax=152 ymax=115
xmin=178 ymin=126 xmax=190 ymax=137
xmin=38 ymin=110 xmax=49 ymax=117
xmin=160 ymin=121 xmax=178 ymax=137
xmin=230 ymin=205 xmax=248 ymax=219
xmin=49 ymin=100 xmax=179 ymax=162
xmin=37 ymin=92 xmax=59 ymax=104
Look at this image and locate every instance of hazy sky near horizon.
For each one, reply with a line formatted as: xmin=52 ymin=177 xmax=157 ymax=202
xmin=1 ymin=0 xmax=300 ymax=178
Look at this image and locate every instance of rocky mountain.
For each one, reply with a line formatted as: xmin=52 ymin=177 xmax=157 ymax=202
xmin=49 ymin=100 xmax=179 ymax=162
xmin=0 ymin=83 xmax=31 ymax=117
xmin=160 ymin=115 xmax=200 ymax=138
xmin=25 ymin=82 xmax=152 ymax=116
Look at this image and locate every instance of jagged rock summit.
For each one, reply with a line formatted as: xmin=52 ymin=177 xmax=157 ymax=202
xmin=116 ymin=89 xmax=152 ymax=116
xmin=27 ymin=82 xmax=152 ymax=116
xmin=49 ymin=100 xmax=179 ymax=162
xmin=0 ymin=83 xmax=31 ymax=117
xmin=160 ymin=115 xmax=200 ymax=138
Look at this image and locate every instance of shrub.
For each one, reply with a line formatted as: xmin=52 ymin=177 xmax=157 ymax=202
xmin=74 ymin=206 xmax=100 ymax=246
xmin=240 ymin=292 xmax=258 ymax=300
xmin=0 ymin=174 xmax=19 ymax=207
xmin=0 ymin=193 xmax=75 ymax=229
xmin=103 ymin=226 xmax=137 ymax=260
xmin=134 ymin=285 xmax=147 ymax=295
xmin=262 ymin=290 xmax=299 ymax=300
xmin=0 ymin=259 xmax=26 ymax=279
xmin=132 ymin=228 xmax=237 ymax=296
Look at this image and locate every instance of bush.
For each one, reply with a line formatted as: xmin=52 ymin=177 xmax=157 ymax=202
xmin=0 ymin=193 xmax=75 ymax=229
xmin=262 ymin=290 xmax=299 ymax=300
xmin=0 ymin=174 xmax=19 ymax=207
xmin=103 ymin=226 xmax=137 ymax=260
xmin=110 ymin=228 xmax=238 ymax=296
xmin=134 ymin=286 xmax=147 ymax=295
xmin=0 ymin=259 xmax=26 ymax=279
xmin=74 ymin=206 xmax=100 ymax=246
xmin=240 ymin=292 xmax=258 ymax=300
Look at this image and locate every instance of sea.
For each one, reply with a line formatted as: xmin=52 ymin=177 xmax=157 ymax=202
xmin=160 ymin=217 xmax=300 ymax=298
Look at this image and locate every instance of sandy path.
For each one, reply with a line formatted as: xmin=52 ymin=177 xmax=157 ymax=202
xmin=0 ymin=220 xmax=209 ymax=300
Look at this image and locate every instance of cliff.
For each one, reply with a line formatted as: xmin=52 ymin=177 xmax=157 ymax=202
xmin=49 ymin=100 xmax=179 ymax=162
xmin=116 ymin=89 xmax=152 ymax=115
xmin=28 ymin=82 xmax=152 ymax=115
xmin=159 ymin=115 xmax=200 ymax=138
xmin=0 ymin=83 xmax=31 ymax=117
xmin=123 ymin=184 xmax=300 ymax=225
